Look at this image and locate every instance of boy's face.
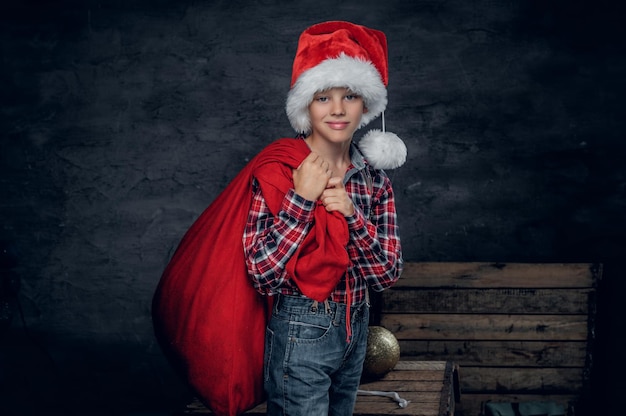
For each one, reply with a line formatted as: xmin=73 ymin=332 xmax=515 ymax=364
xmin=308 ymin=87 xmax=367 ymax=145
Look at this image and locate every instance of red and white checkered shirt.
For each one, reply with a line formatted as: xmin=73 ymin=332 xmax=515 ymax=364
xmin=243 ymin=144 xmax=403 ymax=306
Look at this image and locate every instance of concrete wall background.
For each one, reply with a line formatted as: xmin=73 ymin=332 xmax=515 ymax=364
xmin=1 ymin=0 xmax=624 ymax=414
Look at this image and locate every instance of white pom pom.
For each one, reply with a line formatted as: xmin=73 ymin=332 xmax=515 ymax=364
xmin=359 ymin=129 xmax=407 ymax=170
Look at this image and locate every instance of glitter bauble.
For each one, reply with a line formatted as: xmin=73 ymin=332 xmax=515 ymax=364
xmin=362 ymin=326 xmax=400 ymax=379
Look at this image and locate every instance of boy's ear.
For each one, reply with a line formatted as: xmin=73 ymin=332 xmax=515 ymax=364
xmin=363 ymin=106 xmax=369 ymax=114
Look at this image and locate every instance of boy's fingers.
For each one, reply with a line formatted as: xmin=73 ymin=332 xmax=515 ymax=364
xmin=298 ymin=152 xmax=318 ymax=167
xmin=327 ymin=176 xmax=343 ymax=188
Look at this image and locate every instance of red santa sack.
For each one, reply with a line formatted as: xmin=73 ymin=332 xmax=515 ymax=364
xmin=152 ymin=138 xmax=348 ymax=416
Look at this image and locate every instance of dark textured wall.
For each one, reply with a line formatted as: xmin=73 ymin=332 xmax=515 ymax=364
xmin=1 ymin=0 xmax=624 ymax=414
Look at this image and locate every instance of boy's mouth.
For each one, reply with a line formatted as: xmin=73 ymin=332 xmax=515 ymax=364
xmin=326 ymin=122 xmax=350 ymax=130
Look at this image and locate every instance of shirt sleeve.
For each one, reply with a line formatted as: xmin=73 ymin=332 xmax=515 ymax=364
xmin=345 ymin=172 xmax=403 ymax=291
xmin=243 ymin=178 xmax=315 ymax=294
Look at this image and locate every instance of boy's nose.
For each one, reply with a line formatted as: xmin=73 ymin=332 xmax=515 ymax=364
xmin=330 ymin=98 xmax=346 ymax=116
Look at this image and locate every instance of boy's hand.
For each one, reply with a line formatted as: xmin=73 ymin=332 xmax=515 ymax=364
xmin=321 ymin=176 xmax=355 ymax=217
xmin=292 ymin=152 xmax=332 ymax=202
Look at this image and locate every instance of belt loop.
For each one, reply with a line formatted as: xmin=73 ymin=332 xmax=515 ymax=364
xmin=324 ymin=300 xmax=331 ymax=315
xmin=274 ymin=293 xmax=281 ymax=312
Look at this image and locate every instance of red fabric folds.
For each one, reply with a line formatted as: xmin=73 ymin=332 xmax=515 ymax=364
xmin=253 ymin=140 xmax=349 ymax=302
xmin=152 ymin=138 xmax=349 ymax=416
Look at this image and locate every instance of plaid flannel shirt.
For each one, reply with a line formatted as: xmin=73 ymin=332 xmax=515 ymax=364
xmin=243 ymin=144 xmax=403 ymax=305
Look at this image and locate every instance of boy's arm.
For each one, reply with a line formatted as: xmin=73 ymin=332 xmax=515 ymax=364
xmin=243 ymin=179 xmax=315 ymax=294
xmin=346 ymin=174 xmax=403 ymax=291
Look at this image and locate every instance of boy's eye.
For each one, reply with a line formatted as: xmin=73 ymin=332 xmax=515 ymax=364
xmin=345 ymin=94 xmax=357 ymax=100
xmin=315 ymin=96 xmax=329 ymax=102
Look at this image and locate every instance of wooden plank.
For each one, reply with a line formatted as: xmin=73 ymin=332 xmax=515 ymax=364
xmin=354 ymin=394 xmax=442 ymax=416
xmin=356 ymin=391 xmax=441 ymax=404
xmin=441 ymin=361 xmax=460 ymax=416
xmin=396 ymin=340 xmax=588 ymax=367
xmin=353 ymin=401 xmax=441 ymax=415
xmin=458 ymin=393 xmax=576 ymax=416
xmin=398 ymin=262 xmax=599 ymax=288
xmin=376 ymin=370 xmax=444 ymax=382
xmin=358 ymin=379 xmax=447 ymax=392
xmin=382 ymin=288 xmax=592 ymax=314
xmin=395 ymin=360 xmax=448 ymax=371
xmin=459 ymin=367 xmax=584 ymax=393
xmin=382 ymin=314 xmax=588 ymax=341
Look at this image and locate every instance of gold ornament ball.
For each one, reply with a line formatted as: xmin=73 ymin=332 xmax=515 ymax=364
xmin=362 ymin=326 xmax=400 ymax=379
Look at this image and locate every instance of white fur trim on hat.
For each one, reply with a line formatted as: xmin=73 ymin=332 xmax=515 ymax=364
xmin=286 ymin=53 xmax=387 ymax=135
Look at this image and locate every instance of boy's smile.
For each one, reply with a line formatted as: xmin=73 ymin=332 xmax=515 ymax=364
xmin=326 ymin=121 xmax=350 ymax=130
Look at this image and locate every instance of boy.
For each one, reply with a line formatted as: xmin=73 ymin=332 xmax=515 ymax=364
xmin=243 ymin=21 xmax=406 ymax=416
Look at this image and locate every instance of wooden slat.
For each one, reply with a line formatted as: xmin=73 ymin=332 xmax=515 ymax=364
xmin=366 ymin=361 xmax=444 ymax=380
xmin=379 ymin=369 xmax=444 ymax=382
xmin=395 ymin=360 xmax=448 ymax=371
xmin=382 ymin=314 xmax=588 ymax=341
xmin=459 ymin=367 xmax=584 ymax=393
xmin=396 ymin=340 xmax=587 ymax=367
xmin=354 ymin=394 xmax=442 ymax=416
xmin=357 ymin=380 xmax=446 ymax=392
xmin=398 ymin=262 xmax=598 ymax=288
xmin=382 ymin=288 xmax=592 ymax=314
xmin=356 ymin=392 xmax=441 ymax=403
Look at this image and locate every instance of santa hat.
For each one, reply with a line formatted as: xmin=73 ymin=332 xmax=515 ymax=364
xmin=286 ymin=21 xmax=407 ymax=170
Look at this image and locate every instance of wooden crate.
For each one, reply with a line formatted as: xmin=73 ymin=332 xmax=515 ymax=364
xmin=182 ymin=361 xmax=459 ymax=416
xmin=373 ymin=262 xmax=601 ymax=416
xmin=357 ymin=361 xmax=459 ymax=416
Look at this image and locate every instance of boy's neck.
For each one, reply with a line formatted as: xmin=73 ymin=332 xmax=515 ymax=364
xmin=304 ymin=135 xmax=352 ymax=166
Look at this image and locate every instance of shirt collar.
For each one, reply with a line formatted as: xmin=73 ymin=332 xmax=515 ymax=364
xmin=349 ymin=142 xmax=367 ymax=170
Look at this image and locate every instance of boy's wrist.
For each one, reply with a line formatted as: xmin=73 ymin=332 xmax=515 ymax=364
xmin=346 ymin=207 xmax=366 ymax=231
xmin=282 ymin=188 xmax=316 ymax=223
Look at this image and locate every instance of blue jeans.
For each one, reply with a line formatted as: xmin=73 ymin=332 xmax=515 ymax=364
xmin=264 ymin=294 xmax=370 ymax=416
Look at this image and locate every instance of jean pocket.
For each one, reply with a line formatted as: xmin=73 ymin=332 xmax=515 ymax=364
xmin=288 ymin=313 xmax=333 ymax=342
